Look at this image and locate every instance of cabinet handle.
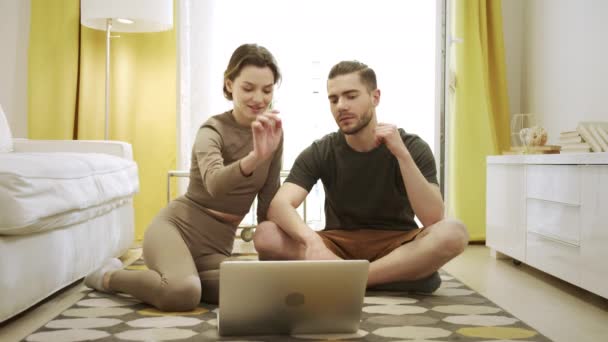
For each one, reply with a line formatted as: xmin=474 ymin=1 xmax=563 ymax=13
xmin=528 ymin=230 xmax=579 ymax=247
xmin=526 ymin=197 xmax=580 ymax=207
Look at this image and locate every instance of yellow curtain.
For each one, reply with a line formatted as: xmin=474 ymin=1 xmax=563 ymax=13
xmin=28 ymin=0 xmax=177 ymax=240
xmin=28 ymin=1 xmax=80 ymax=139
xmin=448 ymin=0 xmax=511 ymax=241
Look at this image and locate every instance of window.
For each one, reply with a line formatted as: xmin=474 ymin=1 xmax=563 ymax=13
xmin=181 ymin=0 xmax=441 ymax=228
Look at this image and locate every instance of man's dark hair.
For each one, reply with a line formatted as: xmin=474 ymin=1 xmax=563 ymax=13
xmin=328 ymin=60 xmax=377 ymax=91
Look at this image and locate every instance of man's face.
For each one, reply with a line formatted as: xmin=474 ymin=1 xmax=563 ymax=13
xmin=327 ymin=73 xmax=379 ymax=135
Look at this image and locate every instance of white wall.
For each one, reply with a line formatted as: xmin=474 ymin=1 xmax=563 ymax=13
xmin=503 ymin=0 xmax=608 ymax=145
xmin=0 ymin=0 xmax=30 ymax=138
xmin=501 ymin=0 xmax=524 ymax=117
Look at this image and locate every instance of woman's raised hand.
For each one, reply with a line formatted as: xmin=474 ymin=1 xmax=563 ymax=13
xmin=251 ymin=110 xmax=282 ymax=162
xmin=240 ymin=110 xmax=282 ymax=176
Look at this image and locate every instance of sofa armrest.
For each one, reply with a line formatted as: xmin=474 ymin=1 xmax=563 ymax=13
xmin=12 ymin=139 xmax=134 ymax=160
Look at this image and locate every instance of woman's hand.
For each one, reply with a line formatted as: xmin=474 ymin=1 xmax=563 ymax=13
xmin=252 ymin=110 xmax=282 ymax=161
xmin=240 ymin=110 xmax=282 ymax=175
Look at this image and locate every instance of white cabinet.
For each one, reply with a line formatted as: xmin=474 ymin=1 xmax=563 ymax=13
xmin=486 ymin=153 xmax=608 ymax=299
xmin=580 ymin=166 xmax=608 ymax=298
xmin=486 ymin=164 xmax=526 ymax=262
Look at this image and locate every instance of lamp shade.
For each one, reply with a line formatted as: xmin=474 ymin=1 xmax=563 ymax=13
xmin=81 ymin=0 xmax=173 ymax=32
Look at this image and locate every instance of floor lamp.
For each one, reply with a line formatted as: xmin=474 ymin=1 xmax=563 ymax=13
xmin=80 ymin=0 xmax=173 ymax=140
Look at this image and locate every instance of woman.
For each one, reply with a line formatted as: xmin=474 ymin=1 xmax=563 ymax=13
xmin=84 ymin=43 xmax=283 ymax=310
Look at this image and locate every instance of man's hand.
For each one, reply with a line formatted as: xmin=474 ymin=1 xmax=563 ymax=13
xmin=375 ymin=123 xmax=409 ymax=159
xmin=303 ymin=233 xmax=341 ymax=260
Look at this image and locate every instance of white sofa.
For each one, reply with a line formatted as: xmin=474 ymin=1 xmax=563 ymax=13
xmin=0 ymin=106 xmax=139 ymax=322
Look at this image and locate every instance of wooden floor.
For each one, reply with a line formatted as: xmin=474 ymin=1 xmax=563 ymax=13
xmin=443 ymin=244 xmax=608 ymax=342
xmin=2 ymin=244 xmax=607 ymax=342
xmin=0 ymin=247 xmax=143 ymax=342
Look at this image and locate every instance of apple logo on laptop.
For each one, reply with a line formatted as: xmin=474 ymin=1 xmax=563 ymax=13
xmin=285 ymin=292 xmax=305 ymax=307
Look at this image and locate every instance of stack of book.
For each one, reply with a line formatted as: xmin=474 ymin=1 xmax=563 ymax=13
xmin=559 ymin=130 xmax=589 ymax=153
xmin=560 ymin=122 xmax=608 ymax=153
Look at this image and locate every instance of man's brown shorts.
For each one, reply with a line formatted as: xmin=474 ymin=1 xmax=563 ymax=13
xmin=317 ymin=228 xmax=425 ymax=261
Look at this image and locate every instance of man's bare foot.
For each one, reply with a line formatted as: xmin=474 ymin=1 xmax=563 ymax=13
xmin=303 ymin=234 xmax=341 ymax=260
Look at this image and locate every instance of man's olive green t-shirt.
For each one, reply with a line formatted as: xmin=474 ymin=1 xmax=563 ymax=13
xmin=285 ymin=129 xmax=438 ymax=231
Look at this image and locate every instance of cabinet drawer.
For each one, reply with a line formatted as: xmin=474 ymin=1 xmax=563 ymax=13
xmin=526 ymin=165 xmax=580 ymax=205
xmin=526 ymin=199 xmax=580 ymax=245
xmin=526 ymin=232 xmax=581 ymax=286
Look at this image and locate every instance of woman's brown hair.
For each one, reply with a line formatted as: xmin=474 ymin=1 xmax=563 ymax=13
xmin=223 ymin=44 xmax=281 ymax=100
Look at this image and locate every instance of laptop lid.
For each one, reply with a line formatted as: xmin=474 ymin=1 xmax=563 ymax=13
xmin=218 ymin=259 xmax=369 ymax=336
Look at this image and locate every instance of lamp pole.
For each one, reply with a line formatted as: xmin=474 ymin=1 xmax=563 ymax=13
xmin=105 ymin=18 xmax=112 ymax=140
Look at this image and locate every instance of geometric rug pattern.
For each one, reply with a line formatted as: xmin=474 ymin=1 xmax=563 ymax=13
xmin=26 ymin=258 xmax=553 ymax=341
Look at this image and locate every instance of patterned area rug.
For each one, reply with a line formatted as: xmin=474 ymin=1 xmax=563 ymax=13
xmin=26 ymin=257 xmax=552 ymax=342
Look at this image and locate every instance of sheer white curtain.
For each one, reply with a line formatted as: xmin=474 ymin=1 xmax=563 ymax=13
xmin=178 ymin=0 xmax=438 ymax=226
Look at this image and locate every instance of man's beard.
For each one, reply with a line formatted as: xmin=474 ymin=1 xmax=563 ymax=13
xmin=341 ymin=110 xmax=373 ymax=135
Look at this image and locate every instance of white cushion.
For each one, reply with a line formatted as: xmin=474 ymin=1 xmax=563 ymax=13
xmin=0 ymin=152 xmax=139 ymax=235
xmin=0 ymin=104 xmax=13 ymax=153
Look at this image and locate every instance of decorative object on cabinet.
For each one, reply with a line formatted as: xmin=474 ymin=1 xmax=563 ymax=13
xmin=506 ymin=114 xmax=557 ymax=154
xmin=506 ymin=144 xmax=560 ymax=155
xmin=519 ymin=125 xmax=548 ymax=147
xmin=510 ymin=113 xmax=536 ymax=147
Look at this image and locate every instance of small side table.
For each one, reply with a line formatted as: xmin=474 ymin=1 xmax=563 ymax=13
xmin=167 ymin=170 xmax=190 ymax=203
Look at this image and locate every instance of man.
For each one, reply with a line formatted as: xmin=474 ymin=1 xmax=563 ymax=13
xmin=254 ymin=60 xmax=468 ymax=292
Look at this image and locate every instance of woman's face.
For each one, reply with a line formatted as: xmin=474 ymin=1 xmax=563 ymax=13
xmin=225 ymin=65 xmax=275 ymax=125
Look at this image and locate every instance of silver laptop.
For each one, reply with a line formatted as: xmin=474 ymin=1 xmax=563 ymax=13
xmin=218 ymin=260 xmax=369 ymax=336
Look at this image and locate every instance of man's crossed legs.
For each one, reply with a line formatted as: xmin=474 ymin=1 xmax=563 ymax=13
xmin=253 ymin=219 xmax=468 ymax=293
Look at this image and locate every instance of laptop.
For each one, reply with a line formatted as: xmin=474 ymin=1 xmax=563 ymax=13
xmin=218 ymin=260 xmax=369 ymax=336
